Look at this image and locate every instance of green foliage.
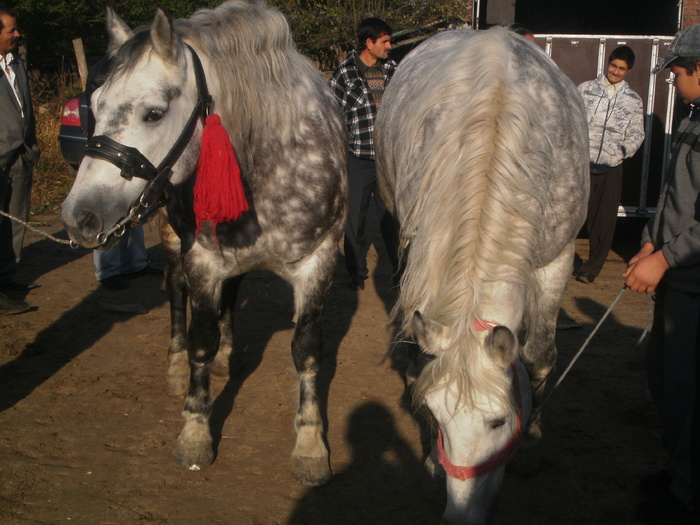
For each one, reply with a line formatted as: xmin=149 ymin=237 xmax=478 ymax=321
xmin=269 ymin=0 xmax=470 ymax=69
xmin=8 ymin=0 xmax=468 ymax=72
xmin=9 ymin=0 xmax=220 ymax=71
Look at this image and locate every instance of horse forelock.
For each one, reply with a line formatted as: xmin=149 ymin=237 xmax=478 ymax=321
xmin=393 ymin=28 xmax=554 ymax=412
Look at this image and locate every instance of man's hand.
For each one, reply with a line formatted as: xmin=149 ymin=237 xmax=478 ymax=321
xmin=627 ymin=242 xmax=655 ymax=266
xmin=623 ymin=244 xmax=669 ymax=293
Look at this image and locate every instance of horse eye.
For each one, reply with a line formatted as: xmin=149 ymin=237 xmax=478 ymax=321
xmin=145 ymin=109 xmax=164 ymax=122
xmin=490 ymin=417 xmax=506 ymax=429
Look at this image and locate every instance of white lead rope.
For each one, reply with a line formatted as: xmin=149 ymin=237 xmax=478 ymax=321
xmin=535 ymin=287 xmax=653 ymax=417
xmin=0 ymin=208 xmax=76 ymax=247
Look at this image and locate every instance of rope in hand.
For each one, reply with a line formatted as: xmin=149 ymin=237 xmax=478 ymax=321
xmin=0 ymin=209 xmax=77 ymax=247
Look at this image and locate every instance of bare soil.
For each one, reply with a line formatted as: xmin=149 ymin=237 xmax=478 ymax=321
xmin=0 ymin=212 xmax=663 ymax=525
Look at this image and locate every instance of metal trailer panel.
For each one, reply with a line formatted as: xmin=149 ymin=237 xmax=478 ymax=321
xmin=534 ymin=34 xmax=676 ymax=217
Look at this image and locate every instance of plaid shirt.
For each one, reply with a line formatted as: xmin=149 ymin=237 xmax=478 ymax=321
xmin=329 ymin=50 xmax=397 ymax=160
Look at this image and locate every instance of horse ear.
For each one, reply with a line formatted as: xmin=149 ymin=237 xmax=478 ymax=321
xmin=485 ymin=326 xmax=517 ymax=368
xmin=411 ymin=311 xmax=445 ymax=355
xmin=151 ymin=8 xmax=178 ymax=63
xmin=106 ymin=6 xmax=134 ymax=57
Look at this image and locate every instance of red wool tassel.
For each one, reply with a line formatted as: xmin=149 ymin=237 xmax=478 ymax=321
xmin=193 ymin=114 xmax=249 ymax=234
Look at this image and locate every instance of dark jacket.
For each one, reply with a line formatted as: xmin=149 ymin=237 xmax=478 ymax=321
xmin=642 ymin=97 xmax=700 ymax=292
xmin=328 ymin=50 xmax=397 ymax=160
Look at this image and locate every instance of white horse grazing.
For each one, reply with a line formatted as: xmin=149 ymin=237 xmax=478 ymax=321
xmin=376 ymin=28 xmax=589 ymax=524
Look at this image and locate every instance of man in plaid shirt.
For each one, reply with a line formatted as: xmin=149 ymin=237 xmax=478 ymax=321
xmin=329 ymin=17 xmax=399 ymax=291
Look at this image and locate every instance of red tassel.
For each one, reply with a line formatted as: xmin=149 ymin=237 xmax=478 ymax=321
xmin=193 ymin=114 xmax=249 ymax=235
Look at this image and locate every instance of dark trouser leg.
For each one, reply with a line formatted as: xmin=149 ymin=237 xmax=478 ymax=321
xmin=580 ymin=164 xmax=623 ymax=277
xmin=8 ymin=156 xmax=32 ymax=263
xmin=0 ymin=174 xmax=17 ymax=285
xmin=647 ymin=283 xmax=700 ymax=506
xmin=373 ymin=190 xmax=400 ymax=276
xmin=344 ymin=155 xmax=376 ymax=280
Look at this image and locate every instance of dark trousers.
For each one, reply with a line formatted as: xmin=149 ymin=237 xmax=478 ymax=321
xmin=0 ymin=172 xmax=17 ymax=285
xmin=344 ymin=154 xmax=398 ymax=280
xmin=580 ymin=164 xmax=624 ymax=277
xmin=646 ymin=283 xmax=700 ymax=506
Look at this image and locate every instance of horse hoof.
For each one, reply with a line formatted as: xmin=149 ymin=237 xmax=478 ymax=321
xmin=175 ymin=439 xmax=214 ymax=470
xmin=166 ymin=352 xmax=189 ymax=397
xmin=291 ymin=456 xmax=331 ymax=486
xmin=211 ymin=348 xmax=231 ymax=378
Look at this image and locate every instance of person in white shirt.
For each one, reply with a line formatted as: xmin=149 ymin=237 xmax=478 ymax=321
xmin=0 ymin=7 xmax=40 ymax=314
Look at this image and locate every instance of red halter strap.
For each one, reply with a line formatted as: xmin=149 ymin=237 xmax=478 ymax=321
xmin=436 ymin=319 xmax=524 ymax=481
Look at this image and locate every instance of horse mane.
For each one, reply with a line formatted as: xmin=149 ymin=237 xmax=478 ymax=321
xmin=110 ymin=0 xmax=330 ymax=172
xmin=392 ymin=28 xmax=551 ymax=409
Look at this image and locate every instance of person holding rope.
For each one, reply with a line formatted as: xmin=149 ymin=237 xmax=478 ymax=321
xmin=624 ymin=23 xmax=700 ymax=524
xmin=0 ymin=7 xmax=39 ymax=314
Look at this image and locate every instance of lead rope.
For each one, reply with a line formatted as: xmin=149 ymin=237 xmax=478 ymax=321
xmin=533 ymin=287 xmax=653 ymax=419
xmin=0 ymin=209 xmax=77 ymax=247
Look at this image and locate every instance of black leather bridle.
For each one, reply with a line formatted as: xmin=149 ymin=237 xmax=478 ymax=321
xmin=84 ymin=44 xmax=211 ymax=246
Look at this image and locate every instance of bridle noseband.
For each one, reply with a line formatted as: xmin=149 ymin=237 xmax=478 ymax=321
xmin=84 ymin=44 xmax=211 ymax=246
xmin=435 ymin=319 xmax=524 ymax=481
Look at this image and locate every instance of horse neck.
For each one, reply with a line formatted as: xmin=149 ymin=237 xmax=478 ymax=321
xmin=475 ymin=280 xmax=526 ymax=333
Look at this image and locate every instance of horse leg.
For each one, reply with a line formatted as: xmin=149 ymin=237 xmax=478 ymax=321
xmin=175 ymin=288 xmax=220 ymax=470
xmin=211 ymin=276 xmax=243 ymax=377
xmin=289 ymin=240 xmax=336 ymax=486
xmin=160 ymin=217 xmax=190 ymax=397
xmin=515 ymin=241 xmax=575 ymax=473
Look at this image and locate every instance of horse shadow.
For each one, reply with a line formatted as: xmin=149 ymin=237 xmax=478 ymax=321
xmin=286 ymin=401 xmax=444 ymax=525
xmin=498 ymin=293 xmax=658 ymax=524
xmin=0 ymin=237 xmax=168 ymax=412
xmin=207 ymin=253 xmax=364 ymax=455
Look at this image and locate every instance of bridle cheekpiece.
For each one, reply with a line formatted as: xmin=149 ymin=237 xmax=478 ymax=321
xmin=84 ymin=44 xmax=211 ymax=246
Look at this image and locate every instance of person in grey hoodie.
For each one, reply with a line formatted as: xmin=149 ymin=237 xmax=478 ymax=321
xmin=575 ymin=45 xmax=645 ymax=284
xmin=624 ymin=24 xmax=700 ymax=525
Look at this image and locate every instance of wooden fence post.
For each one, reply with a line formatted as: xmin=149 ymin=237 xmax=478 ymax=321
xmin=72 ymin=38 xmax=88 ymax=91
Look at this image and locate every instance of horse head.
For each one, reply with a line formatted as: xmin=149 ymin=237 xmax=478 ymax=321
xmin=412 ymin=311 xmax=532 ymax=525
xmin=61 ymin=7 xmax=205 ymax=249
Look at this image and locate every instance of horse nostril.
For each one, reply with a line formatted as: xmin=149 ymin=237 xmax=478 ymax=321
xmin=76 ymin=209 xmax=104 ymax=238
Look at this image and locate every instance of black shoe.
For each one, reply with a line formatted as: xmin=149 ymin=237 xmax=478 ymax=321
xmin=99 ymin=275 xmax=129 ymax=290
xmin=0 ymin=280 xmax=39 ymax=291
xmin=640 ymin=470 xmax=673 ymax=498
xmin=636 ymin=492 xmax=699 ymax=524
xmin=348 ymin=276 xmax=365 ymax=291
xmin=575 ymin=271 xmax=596 ymax=284
xmin=128 ymin=265 xmax=164 ymax=278
xmin=0 ymin=293 xmax=30 ymax=314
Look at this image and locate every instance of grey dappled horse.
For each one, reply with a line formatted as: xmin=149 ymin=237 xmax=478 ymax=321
xmin=376 ymin=28 xmax=589 ymax=524
xmin=61 ymin=0 xmax=347 ymax=485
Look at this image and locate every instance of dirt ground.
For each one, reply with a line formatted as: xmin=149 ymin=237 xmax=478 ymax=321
xmin=0 ymin=211 xmax=664 ymax=525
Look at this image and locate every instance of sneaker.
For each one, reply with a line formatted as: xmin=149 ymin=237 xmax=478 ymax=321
xmin=575 ymin=271 xmax=596 ymax=284
xmin=348 ymin=276 xmax=365 ymax=291
xmin=99 ymin=275 xmax=129 ymax=290
xmin=128 ymin=265 xmax=164 ymax=278
xmin=640 ymin=469 xmax=673 ymax=498
xmin=0 ymin=280 xmax=39 ymax=291
xmin=636 ymin=492 xmax=700 ymax=524
xmin=0 ymin=293 xmax=30 ymax=315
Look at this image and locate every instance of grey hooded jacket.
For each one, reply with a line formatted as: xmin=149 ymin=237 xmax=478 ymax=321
xmin=578 ymin=75 xmax=645 ymax=168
